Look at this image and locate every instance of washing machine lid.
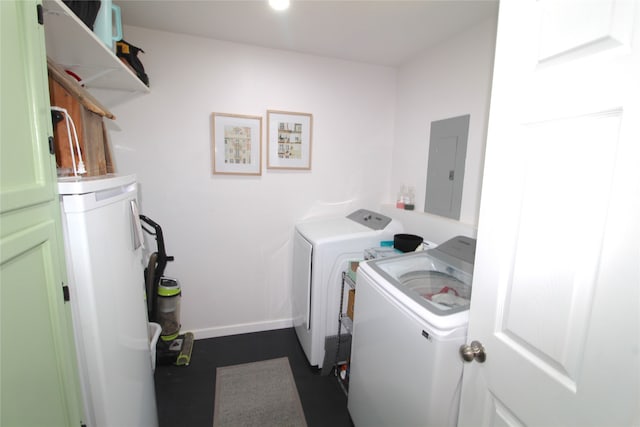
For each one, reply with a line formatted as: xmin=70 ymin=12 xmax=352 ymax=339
xmin=428 ymin=235 xmax=476 ymax=274
xmin=366 ymin=248 xmax=473 ymax=316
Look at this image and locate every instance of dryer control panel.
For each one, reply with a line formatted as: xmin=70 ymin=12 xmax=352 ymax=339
xmin=346 ymin=209 xmax=392 ymax=230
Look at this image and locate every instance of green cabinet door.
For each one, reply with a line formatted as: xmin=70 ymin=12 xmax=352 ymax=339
xmin=1 ymin=1 xmax=83 ymax=425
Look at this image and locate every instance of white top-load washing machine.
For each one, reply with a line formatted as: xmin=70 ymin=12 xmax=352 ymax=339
xmin=348 ymin=235 xmax=476 ymax=427
xmin=293 ymin=209 xmax=402 ymax=370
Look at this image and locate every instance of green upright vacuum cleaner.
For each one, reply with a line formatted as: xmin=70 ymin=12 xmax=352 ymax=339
xmin=140 ymin=215 xmax=194 ymax=366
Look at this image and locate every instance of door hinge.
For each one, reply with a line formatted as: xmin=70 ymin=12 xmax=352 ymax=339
xmin=62 ymin=284 xmax=70 ymax=302
xmin=48 ymin=136 xmax=55 ymax=155
xmin=37 ymin=4 xmax=44 ymax=25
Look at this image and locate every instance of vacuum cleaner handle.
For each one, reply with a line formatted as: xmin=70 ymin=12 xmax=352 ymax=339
xmin=139 ymin=214 xmax=174 ymax=262
xmin=139 ymin=214 xmax=175 ymax=323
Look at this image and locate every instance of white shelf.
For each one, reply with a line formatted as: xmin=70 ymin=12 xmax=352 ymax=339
xmin=42 ymin=0 xmax=149 ymax=108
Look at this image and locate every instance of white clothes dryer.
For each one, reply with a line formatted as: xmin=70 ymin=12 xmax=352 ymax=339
xmin=292 ymin=209 xmax=402 ymax=370
xmin=348 ymin=236 xmax=476 ymax=427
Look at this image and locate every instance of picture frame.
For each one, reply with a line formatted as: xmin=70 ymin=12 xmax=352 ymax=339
xmin=212 ymin=113 xmax=262 ymax=175
xmin=267 ymin=110 xmax=313 ymax=170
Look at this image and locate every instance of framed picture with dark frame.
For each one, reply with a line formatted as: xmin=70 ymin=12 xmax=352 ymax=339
xmin=212 ymin=113 xmax=262 ymax=175
xmin=267 ymin=110 xmax=313 ymax=170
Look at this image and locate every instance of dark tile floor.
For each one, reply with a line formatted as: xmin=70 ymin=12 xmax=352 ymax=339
xmin=154 ymin=327 xmax=353 ymax=427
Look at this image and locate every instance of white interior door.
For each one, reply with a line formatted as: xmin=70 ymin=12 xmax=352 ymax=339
xmin=458 ymin=1 xmax=640 ymax=426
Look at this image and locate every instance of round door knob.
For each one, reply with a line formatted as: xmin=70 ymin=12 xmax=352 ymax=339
xmin=470 ymin=340 xmax=486 ymax=363
xmin=459 ymin=340 xmax=487 ymax=363
xmin=460 ymin=344 xmax=476 ymax=362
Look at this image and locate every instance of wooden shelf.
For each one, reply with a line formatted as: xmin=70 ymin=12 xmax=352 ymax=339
xmin=42 ymin=0 xmax=149 ymax=108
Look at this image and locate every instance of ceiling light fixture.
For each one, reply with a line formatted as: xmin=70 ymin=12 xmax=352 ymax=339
xmin=269 ymin=0 xmax=290 ymax=11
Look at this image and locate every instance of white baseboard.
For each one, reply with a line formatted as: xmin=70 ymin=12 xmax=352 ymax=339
xmin=189 ymin=318 xmax=294 ymax=340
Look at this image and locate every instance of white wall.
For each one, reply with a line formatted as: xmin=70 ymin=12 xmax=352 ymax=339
xmin=109 ymin=16 xmax=498 ymax=338
xmin=109 ymin=27 xmax=398 ymax=338
xmin=389 ymin=16 xmax=498 ymax=241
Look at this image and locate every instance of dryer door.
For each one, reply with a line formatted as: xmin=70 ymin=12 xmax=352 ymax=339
xmin=292 ymin=231 xmax=312 ymax=331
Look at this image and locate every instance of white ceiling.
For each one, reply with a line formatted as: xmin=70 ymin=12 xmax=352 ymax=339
xmin=118 ymin=0 xmax=499 ymax=67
